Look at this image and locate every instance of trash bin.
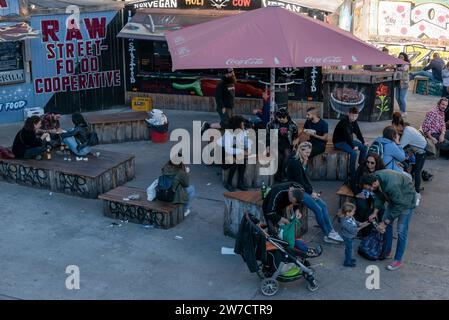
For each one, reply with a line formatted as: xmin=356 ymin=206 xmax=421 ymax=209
xmin=148 ymin=123 xmax=169 ymax=143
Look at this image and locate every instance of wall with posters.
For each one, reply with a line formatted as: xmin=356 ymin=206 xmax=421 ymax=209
xmin=0 ymin=9 xmax=124 ymax=124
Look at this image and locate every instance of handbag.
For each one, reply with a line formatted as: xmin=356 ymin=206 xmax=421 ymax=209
xmin=418 ymin=128 xmax=437 ymax=156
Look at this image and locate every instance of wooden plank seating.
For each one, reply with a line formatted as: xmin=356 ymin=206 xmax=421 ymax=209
xmin=0 ymin=149 xmax=135 ymax=198
xmin=223 ymin=190 xmax=308 ymax=238
xmin=336 ymin=184 xmax=355 ymax=208
xmin=307 ymin=143 xmax=349 ymax=181
xmin=86 ymin=111 xmax=149 ymax=144
xmin=99 ymin=186 xmax=184 ymax=229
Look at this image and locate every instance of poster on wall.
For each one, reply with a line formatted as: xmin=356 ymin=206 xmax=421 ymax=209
xmin=33 ymin=16 xmax=121 ymax=95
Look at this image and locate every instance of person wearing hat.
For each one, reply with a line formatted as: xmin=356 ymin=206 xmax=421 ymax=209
xmin=266 ymin=108 xmax=298 ymax=182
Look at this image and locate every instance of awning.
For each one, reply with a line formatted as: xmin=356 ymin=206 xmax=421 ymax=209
xmin=0 ymin=22 xmax=40 ymax=42
xmin=117 ymin=9 xmax=239 ymax=41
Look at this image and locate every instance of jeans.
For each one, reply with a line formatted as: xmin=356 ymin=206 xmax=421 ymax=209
xmin=310 ymin=143 xmax=326 ymax=158
xmin=275 ymin=147 xmax=292 ymax=181
xmin=334 ymin=140 xmax=368 ymax=179
xmin=23 ymin=146 xmax=46 ymax=159
xmin=63 ymin=136 xmax=91 ymax=156
xmin=412 ymin=152 xmax=426 ymax=192
xmin=294 ymin=239 xmax=309 ymax=252
xmin=342 ymin=236 xmax=354 ymax=264
xmin=384 ymin=207 xmax=413 ymax=262
xmin=409 ymin=70 xmax=439 ymax=82
xmin=185 ymin=185 xmax=195 ymax=211
xmin=431 ymin=132 xmax=449 ymax=151
xmin=395 ymin=86 xmax=408 ymax=113
xmin=302 ymin=193 xmax=333 ymax=236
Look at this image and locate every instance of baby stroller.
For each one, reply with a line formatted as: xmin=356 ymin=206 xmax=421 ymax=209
xmin=234 ymin=213 xmax=320 ymax=296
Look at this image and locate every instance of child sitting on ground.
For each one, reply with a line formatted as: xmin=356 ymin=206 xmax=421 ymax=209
xmin=339 ymin=202 xmax=370 ymax=267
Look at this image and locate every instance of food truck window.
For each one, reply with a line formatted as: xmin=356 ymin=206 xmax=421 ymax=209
xmin=153 ymin=41 xmax=171 ymax=72
xmin=0 ymin=41 xmax=25 ymax=85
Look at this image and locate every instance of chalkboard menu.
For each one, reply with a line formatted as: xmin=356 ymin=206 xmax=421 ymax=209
xmin=0 ymin=41 xmax=23 ymax=72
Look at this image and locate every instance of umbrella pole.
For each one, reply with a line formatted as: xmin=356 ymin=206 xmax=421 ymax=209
xmin=270 ymin=67 xmax=275 ymax=119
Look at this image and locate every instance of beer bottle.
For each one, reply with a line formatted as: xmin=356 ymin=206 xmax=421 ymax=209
xmin=261 ymin=182 xmax=267 ymax=199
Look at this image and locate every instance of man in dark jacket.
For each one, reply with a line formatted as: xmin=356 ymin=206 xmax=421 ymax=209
xmin=361 ymin=170 xmax=416 ymax=271
xmin=262 ymin=182 xmax=304 ymax=227
xmin=410 ymin=53 xmax=445 ymax=82
xmin=215 ymin=68 xmax=236 ymax=127
xmin=333 ymin=107 xmax=368 ymax=181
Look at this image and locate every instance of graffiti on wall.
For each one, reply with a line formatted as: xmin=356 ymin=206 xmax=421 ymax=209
xmin=34 ymin=17 xmax=121 ymax=94
xmin=380 ymin=43 xmax=449 ymax=66
xmin=378 ymin=1 xmax=449 ymax=42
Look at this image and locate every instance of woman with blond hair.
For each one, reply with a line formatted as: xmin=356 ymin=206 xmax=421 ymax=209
xmin=286 ymin=141 xmax=343 ymax=243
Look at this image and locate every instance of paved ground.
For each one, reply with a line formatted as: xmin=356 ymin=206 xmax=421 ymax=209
xmin=0 ymin=92 xmax=448 ymax=300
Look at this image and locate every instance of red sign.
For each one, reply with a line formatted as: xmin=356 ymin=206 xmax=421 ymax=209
xmin=0 ymin=0 xmax=8 ymax=8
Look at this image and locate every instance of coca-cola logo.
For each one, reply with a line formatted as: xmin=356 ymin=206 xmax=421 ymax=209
xmin=226 ymin=58 xmax=264 ymax=66
xmin=305 ymin=56 xmax=342 ymax=64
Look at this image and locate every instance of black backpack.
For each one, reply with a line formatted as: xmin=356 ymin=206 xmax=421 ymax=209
xmin=155 ymin=174 xmax=176 ymax=202
xmin=86 ymin=123 xmax=99 ymax=146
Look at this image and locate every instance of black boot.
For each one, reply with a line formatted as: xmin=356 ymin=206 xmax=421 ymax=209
xmin=237 ymin=180 xmax=248 ymax=191
xmin=224 ymin=182 xmax=236 ymax=192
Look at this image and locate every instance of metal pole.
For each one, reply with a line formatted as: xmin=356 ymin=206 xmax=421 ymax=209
xmin=270 ymin=67 xmax=275 ymax=119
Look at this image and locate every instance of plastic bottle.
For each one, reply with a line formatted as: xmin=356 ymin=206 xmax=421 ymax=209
xmin=261 ymin=182 xmax=267 ymax=199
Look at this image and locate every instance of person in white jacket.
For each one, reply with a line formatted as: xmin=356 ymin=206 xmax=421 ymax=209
xmin=217 ymin=115 xmax=253 ymax=191
xmin=442 ymin=61 xmax=449 ymax=98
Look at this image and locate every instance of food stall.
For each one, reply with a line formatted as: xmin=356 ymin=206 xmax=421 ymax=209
xmin=322 ymin=69 xmax=401 ymax=122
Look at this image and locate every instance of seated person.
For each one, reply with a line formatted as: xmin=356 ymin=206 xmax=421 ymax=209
xmin=60 ymin=113 xmax=95 ymax=156
xmin=373 ymin=126 xmax=409 ymax=177
xmin=303 ymin=106 xmax=328 ymax=158
xmin=160 ymin=157 xmax=195 ymax=217
xmin=37 ymin=110 xmax=64 ymax=147
xmin=251 ymin=90 xmax=271 ymax=129
xmin=12 ymin=115 xmax=50 ymax=160
xmin=409 ymin=53 xmax=445 ymax=83
xmin=332 ymin=107 xmax=368 ymax=182
xmin=422 ymin=97 xmax=449 ymax=157
xmin=262 ymin=182 xmax=321 ymax=257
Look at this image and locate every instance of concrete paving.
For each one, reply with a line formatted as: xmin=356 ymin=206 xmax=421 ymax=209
xmin=0 ymin=92 xmax=448 ymax=300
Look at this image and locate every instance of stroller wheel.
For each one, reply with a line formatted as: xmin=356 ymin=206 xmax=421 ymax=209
xmin=260 ymin=278 xmax=279 ymax=296
xmin=306 ymin=279 xmax=319 ymax=292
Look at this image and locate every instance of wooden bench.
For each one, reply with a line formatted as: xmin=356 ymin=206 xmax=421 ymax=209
xmin=307 ymin=143 xmax=349 ymax=181
xmin=336 ymin=184 xmax=355 ymax=208
xmin=99 ymin=186 xmax=184 ymax=229
xmin=223 ymin=190 xmax=308 ymax=238
xmin=0 ymin=149 xmax=135 ymax=198
xmin=86 ymin=111 xmax=149 ymax=144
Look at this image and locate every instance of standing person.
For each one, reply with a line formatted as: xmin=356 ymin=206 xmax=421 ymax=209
xmin=303 ymin=106 xmax=329 ymax=158
xmin=267 ymin=108 xmax=298 ymax=182
xmin=201 ymin=69 xmax=236 ymax=133
xmin=217 ymin=115 xmax=251 ymax=191
xmin=160 ymin=158 xmax=195 ymax=217
xmin=60 ymin=113 xmax=95 ymax=156
xmin=362 ymin=170 xmax=417 ymax=271
xmin=391 ymin=112 xmax=427 ymax=194
xmin=409 ymin=53 xmax=445 ymax=82
xmin=286 ymin=141 xmax=344 ymax=243
xmin=333 ymin=107 xmax=369 ymax=182
xmin=339 ymin=202 xmax=370 ymax=267
xmin=395 ymin=52 xmax=410 ymax=116
xmin=12 ymin=116 xmax=50 ymax=160
xmin=421 ymin=98 xmax=449 ymax=155
xmin=442 ymin=61 xmax=449 ymax=98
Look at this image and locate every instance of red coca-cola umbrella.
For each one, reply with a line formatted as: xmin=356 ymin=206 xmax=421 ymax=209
xmin=166 ymin=6 xmax=404 ymax=113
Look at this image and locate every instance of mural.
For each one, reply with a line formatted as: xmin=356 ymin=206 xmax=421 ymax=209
xmin=378 ymin=1 xmax=449 ymax=43
xmin=379 ymin=43 xmax=449 ymax=67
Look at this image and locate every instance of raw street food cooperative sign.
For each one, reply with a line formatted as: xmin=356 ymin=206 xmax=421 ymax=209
xmin=0 ymin=100 xmax=27 ymax=113
xmin=34 ymin=17 xmax=121 ymax=94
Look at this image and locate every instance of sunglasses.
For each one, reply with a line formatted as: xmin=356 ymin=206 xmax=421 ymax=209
xmin=366 ymin=161 xmax=376 ymax=165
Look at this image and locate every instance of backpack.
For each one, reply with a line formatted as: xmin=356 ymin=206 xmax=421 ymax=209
xmin=86 ymin=124 xmax=99 ymax=146
xmin=155 ymin=174 xmax=176 ymax=202
xmin=368 ymin=140 xmax=384 ymax=158
xmin=0 ymin=146 xmax=15 ymax=159
xmin=358 ymin=230 xmax=385 ymax=261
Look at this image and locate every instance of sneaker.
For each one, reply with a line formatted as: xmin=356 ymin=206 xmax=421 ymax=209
xmin=324 ymin=236 xmax=340 ymax=244
xmin=415 ymin=193 xmax=421 ymax=207
xmin=380 ymin=252 xmax=393 ymax=260
xmin=224 ymin=182 xmax=236 ymax=192
xmin=184 ymin=209 xmax=190 ymax=217
xmin=402 ymin=112 xmax=408 ymax=117
xmin=343 ymin=261 xmax=356 ymax=267
xmin=35 ymin=155 xmax=42 ymax=160
xmin=237 ymin=182 xmax=249 ymax=191
xmin=328 ymin=231 xmax=344 ymax=242
xmin=386 ymin=261 xmax=402 ymax=271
